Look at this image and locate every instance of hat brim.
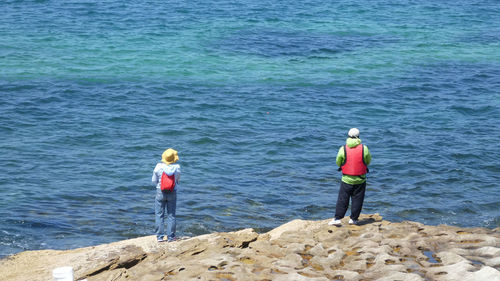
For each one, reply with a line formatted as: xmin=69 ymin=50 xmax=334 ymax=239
xmin=162 ymin=154 xmax=179 ymax=165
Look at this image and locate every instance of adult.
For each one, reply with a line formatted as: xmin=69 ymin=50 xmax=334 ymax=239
xmin=152 ymin=148 xmax=181 ymax=242
xmin=329 ymin=128 xmax=371 ymax=226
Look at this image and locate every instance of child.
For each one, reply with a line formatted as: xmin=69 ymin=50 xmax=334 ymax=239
xmin=151 ymin=148 xmax=181 ymax=242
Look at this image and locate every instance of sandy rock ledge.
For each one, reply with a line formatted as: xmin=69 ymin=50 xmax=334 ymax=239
xmin=1 ymin=214 xmax=499 ymax=281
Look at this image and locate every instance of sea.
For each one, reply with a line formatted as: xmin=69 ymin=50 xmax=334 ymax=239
xmin=1 ymin=0 xmax=499 ymax=258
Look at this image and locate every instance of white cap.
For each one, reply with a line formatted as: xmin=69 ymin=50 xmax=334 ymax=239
xmin=348 ymin=128 xmax=360 ymax=138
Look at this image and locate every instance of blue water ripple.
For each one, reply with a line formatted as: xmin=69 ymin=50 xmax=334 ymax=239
xmin=1 ymin=0 xmax=499 ymax=258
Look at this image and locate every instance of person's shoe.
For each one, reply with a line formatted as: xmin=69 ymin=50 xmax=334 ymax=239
xmin=167 ymin=237 xmax=180 ymax=242
xmin=348 ymin=219 xmax=359 ymax=225
xmin=328 ymin=218 xmax=342 ymax=226
xmin=157 ymin=237 xmax=165 ymax=242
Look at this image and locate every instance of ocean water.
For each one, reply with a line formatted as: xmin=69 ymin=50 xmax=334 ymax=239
xmin=1 ymin=0 xmax=499 ymax=257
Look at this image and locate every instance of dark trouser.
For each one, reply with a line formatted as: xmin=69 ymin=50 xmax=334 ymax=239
xmin=335 ymin=181 xmax=366 ymax=221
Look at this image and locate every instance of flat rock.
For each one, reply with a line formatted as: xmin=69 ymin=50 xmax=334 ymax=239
xmin=1 ymin=213 xmax=499 ymax=281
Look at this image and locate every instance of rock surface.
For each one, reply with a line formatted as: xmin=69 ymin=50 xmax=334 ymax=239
xmin=1 ymin=214 xmax=499 ymax=281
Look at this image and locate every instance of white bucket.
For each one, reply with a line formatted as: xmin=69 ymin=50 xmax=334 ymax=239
xmin=52 ymin=266 xmax=74 ymax=281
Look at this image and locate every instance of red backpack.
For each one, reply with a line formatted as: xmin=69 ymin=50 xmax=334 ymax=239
xmin=161 ymin=172 xmax=176 ymax=192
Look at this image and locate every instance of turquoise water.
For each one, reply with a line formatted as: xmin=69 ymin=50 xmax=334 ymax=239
xmin=1 ymin=0 xmax=499 ymax=257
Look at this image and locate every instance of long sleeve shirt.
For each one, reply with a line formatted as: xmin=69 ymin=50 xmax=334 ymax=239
xmin=152 ymin=163 xmax=181 ymax=190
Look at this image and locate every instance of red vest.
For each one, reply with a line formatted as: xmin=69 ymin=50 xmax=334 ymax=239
xmin=341 ymin=144 xmax=367 ymax=176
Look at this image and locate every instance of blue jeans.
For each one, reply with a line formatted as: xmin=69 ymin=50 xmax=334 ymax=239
xmin=155 ymin=188 xmax=176 ymax=241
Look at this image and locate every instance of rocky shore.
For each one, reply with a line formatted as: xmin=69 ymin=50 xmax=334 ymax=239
xmin=1 ymin=214 xmax=499 ymax=281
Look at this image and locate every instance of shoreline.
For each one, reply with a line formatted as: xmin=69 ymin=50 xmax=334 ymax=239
xmin=1 ymin=214 xmax=499 ymax=281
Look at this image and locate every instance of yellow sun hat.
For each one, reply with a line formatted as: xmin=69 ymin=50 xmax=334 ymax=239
xmin=161 ymin=148 xmax=179 ymax=165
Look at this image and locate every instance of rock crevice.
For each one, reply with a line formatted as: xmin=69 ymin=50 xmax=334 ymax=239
xmin=1 ymin=214 xmax=499 ymax=281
